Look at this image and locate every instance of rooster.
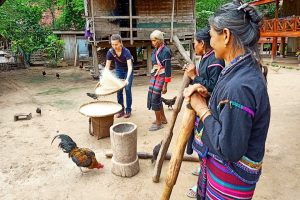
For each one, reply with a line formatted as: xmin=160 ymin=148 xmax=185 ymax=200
xmin=161 ymin=96 xmax=177 ymax=109
xmin=51 ymin=134 xmax=104 ymax=172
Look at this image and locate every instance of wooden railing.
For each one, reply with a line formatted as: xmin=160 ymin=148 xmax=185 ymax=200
xmin=261 ymin=16 xmax=300 ymax=37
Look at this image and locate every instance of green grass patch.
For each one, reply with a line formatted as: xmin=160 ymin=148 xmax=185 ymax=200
xmin=51 ymin=100 xmax=75 ymax=110
xmin=37 ymin=87 xmax=80 ymax=95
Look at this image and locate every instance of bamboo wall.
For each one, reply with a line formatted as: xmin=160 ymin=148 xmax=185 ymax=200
xmin=90 ymin=0 xmax=195 ymax=42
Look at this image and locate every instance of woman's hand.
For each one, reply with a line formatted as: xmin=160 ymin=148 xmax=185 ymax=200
xmin=95 ymin=82 xmax=101 ymax=89
xmin=183 ymin=84 xmax=208 ymax=100
xmin=190 ymin=92 xmax=211 ymax=121
xmin=184 ymin=63 xmax=197 ymax=80
xmin=162 ymin=84 xmax=167 ymax=94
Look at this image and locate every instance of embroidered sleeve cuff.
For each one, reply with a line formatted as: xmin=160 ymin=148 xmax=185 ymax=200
xmin=165 ymin=77 xmax=171 ymax=83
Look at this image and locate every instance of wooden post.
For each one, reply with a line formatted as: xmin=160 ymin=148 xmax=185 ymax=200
xmin=160 ymin=105 xmax=196 ymax=200
xmin=74 ymin=42 xmax=78 ymax=67
xmin=129 ymin=0 xmax=133 ymax=45
xmin=92 ymin=45 xmax=99 ymax=78
xmin=147 ymin=44 xmax=152 ymax=76
xmin=152 ymin=35 xmax=193 ymax=183
xmin=91 ymin=0 xmax=96 ymax=46
xmin=280 ymin=37 xmax=286 ymax=58
xmin=271 ymin=37 xmax=277 ymax=61
xmin=84 ymin=0 xmax=88 ymax=16
xmin=170 ymin=0 xmax=175 ymax=42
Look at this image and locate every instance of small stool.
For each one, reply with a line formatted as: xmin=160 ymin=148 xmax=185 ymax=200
xmin=14 ymin=113 xmax=32 ymax=121
xmin=89 ymin=116 xmax=114 ymax=140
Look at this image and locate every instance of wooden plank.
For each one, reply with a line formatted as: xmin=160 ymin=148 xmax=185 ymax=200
xmin=261 ymin=31 xmax=300 ymax=37
xmin=249 ymin=0 xmax=276 ymax=6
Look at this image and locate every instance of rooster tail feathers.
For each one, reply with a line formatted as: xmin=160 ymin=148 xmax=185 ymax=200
xmin=51 ymin=134 xmax=77 ymax=153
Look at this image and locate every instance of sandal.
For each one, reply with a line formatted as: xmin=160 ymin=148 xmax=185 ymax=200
xmin=152 ymin=120 xmax=168 ymax=125
xmin=186 ymin=185 xmax=197 ymax=198
xmin=148 ymin=124 xmax=164 ymax=131
xmin=192 ymin=167 xmax=201 ymax=176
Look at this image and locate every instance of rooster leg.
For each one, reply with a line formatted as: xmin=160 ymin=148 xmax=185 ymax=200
xmin=79 ymin=167 xmax=90 ymax=174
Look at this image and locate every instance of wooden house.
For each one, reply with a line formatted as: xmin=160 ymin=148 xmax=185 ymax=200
xmin=84 ymin=0 xmax=196 ymax=77
xmin=250 ymin=0 xmax=300 ymax=60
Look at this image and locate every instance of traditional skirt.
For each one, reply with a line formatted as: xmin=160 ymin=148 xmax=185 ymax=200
xmin=197 ymin=157 xmax=256 ymax=200
xmin=147 ymin=74 xmax=165 ymax=111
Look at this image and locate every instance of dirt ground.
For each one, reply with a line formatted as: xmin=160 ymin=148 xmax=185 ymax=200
xmin=0 ymin=65 xmax=300 ymax=200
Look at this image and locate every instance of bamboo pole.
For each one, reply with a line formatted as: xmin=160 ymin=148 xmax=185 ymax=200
xmin=152 ymin=35 xmax=193 ymax=183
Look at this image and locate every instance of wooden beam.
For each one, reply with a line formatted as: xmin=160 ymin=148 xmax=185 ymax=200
xmin=92 ymin=45 xmax=99 ymax=78
xmin=147 ymin=45 xmax=152 ymax=76
xmin=129 ymin=0 xmax=133 ymax=45
xmin=91 ymin=0 xmax=96 ymax=46
xmin=170 ymin=0 xmax=175 ymax=42
xmin=261 ymin=31 xmax=300 ymax=37
xmin=84 ymin=0 xmax=88 ymax=17
xmin=249 ymin=0 xmax=276 ymax=6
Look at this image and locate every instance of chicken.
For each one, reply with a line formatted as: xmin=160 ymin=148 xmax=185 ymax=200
xmin=56 ymin=73 xmax=60 ymax=79
xmin=42 ymin=71 xmax=46 ymax=77
xmin=51 ymin=134 xmax=104 ymax=172
xmin=151 ymin=141 xmax=162 ymax=163
xmin=36 ymin=107 xmax=41 ymax=115
xmin=161 ymin=96 xmax=177 ymax=109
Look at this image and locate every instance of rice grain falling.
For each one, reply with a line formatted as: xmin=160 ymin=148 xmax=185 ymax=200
xmin=95 ymin=68 xmax=125 ymax=95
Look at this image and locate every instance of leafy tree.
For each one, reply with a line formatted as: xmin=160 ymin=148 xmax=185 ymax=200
xmin=0 ymin=0 xmax=52 ymax=66
xmin=196 ymin=0 xmax=231 ymax=29
xmin=54 ymin=0 xmax=85 ymax=30
xmin=44 ymin=35 xmax=65 ymax=63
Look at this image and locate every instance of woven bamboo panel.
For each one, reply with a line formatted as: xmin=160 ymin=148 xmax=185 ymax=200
xmin=95 ymin=0 xmax=116 ymax=11
xmin=136 ymin=0 xmax=193 ymax=18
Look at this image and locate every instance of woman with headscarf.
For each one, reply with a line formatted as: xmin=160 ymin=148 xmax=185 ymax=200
xmin=147 ymin=30 xmax=172 ymax=131
xmin=184 ymin=1 xmax=270 ymax=199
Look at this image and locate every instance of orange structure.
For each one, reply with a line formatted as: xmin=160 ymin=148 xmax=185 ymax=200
xmin=250 ymin=0 xmax=300 ymax=60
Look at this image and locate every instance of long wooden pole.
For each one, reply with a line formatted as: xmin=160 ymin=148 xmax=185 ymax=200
xmin=105 ymin=151 xmax=199 ymax=162
xmin=160 ymin=105 xmax=196 ymax=200
xmin=152 ymin=35 xmax=193 ymax=182
xmin=129 ymin=0 xmax=133 ymax=45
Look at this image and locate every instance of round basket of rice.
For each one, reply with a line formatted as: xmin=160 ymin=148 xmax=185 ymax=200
xmin=79 ymin=101 xmax=122 ymax=117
